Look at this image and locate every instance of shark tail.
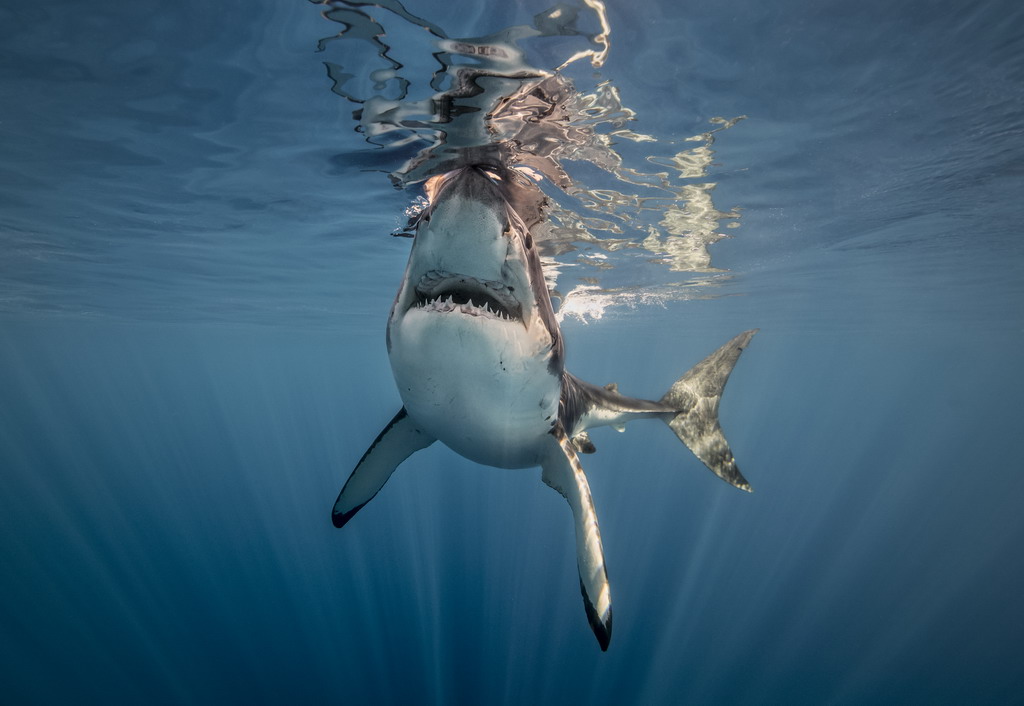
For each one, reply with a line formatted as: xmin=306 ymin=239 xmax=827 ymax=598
xmin=659 ymin=330 xmax=758 ymax=492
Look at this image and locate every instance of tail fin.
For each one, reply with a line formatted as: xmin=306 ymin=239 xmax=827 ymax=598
xmin=660 ymin=330 xmax=758 ymax=492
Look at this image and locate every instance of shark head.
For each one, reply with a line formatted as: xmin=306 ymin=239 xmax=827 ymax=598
xmin=386 ymin=166 xmax=565 ymax=466
xmin=388 ymin=166 xmax=562 ymax=371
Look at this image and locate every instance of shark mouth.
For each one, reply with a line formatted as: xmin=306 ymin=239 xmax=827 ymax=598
xmin=412 ymin=270 xmax=522 ymax=322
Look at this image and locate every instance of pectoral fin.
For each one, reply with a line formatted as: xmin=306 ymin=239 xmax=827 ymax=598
xmin=541 ymin=424 xmax=612 ymax=650
xmin=332 ymin=408 xmax=435 ymax=528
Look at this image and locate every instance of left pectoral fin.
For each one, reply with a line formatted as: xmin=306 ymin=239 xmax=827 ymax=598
xmin=542 ymin=425 xmax=613 ymax=651
xmin=332 ymin=408 xmax=435 ymax=529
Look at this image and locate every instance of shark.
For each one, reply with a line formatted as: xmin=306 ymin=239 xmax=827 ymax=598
xmin=331 ymin=165 xmax=756 ymax=650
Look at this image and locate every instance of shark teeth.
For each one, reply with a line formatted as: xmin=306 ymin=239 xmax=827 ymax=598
xmin=417 ymin=294 xmax=514 ymax=320
xmin=412 ymin=270 xmax=522 ymax=321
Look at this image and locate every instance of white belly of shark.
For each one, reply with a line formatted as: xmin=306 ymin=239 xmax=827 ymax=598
xmin=389 ymin=306 xmax=559 ymax=469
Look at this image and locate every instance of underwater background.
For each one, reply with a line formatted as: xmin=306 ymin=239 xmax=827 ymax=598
xmin=2 ymin=0 xmax=1023 ymax=703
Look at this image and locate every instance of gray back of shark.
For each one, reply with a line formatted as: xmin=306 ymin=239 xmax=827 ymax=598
xmin=332 ymin=166 xmax=757 ymax=650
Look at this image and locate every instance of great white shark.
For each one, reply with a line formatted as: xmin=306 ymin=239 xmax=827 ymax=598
xmin=332 ymin=165 xmax=756 ymax=650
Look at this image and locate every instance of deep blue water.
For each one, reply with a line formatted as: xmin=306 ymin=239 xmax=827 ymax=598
xmin=2 ymin=0 xmax=1023 ymax=703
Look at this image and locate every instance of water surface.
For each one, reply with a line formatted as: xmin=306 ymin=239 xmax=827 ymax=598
xmin=1 ymin=0 xmax=1023 ymax=703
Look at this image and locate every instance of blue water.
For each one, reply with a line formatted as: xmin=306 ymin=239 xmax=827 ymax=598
xmin=2 ymin=0 xmax=1023 ymax=703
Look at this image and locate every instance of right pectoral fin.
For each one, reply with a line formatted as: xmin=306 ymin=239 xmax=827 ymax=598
xmin=542 ymin=424 xmax=613 ymax=651
xmin=332 ymin=408 xmax=435 ymax=528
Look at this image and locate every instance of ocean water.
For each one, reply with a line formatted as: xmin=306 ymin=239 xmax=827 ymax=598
xmin=2 ymin=0 xmax=1023 ymax=703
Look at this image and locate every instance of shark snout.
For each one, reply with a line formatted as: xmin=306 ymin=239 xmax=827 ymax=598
xmin=433 ymin=166 xmax=506 ymax=204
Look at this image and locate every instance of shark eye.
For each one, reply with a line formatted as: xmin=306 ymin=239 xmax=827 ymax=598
xmin=524 ymin=233 xmax=534 ymax=249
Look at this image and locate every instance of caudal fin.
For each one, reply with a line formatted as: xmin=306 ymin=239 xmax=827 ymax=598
xmin=660 ymin=330 xmax=758 ymax=492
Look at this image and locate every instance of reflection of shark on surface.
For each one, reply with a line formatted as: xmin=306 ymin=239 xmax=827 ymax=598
xmin=331 ymin=164 xmax=756 ymax=650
